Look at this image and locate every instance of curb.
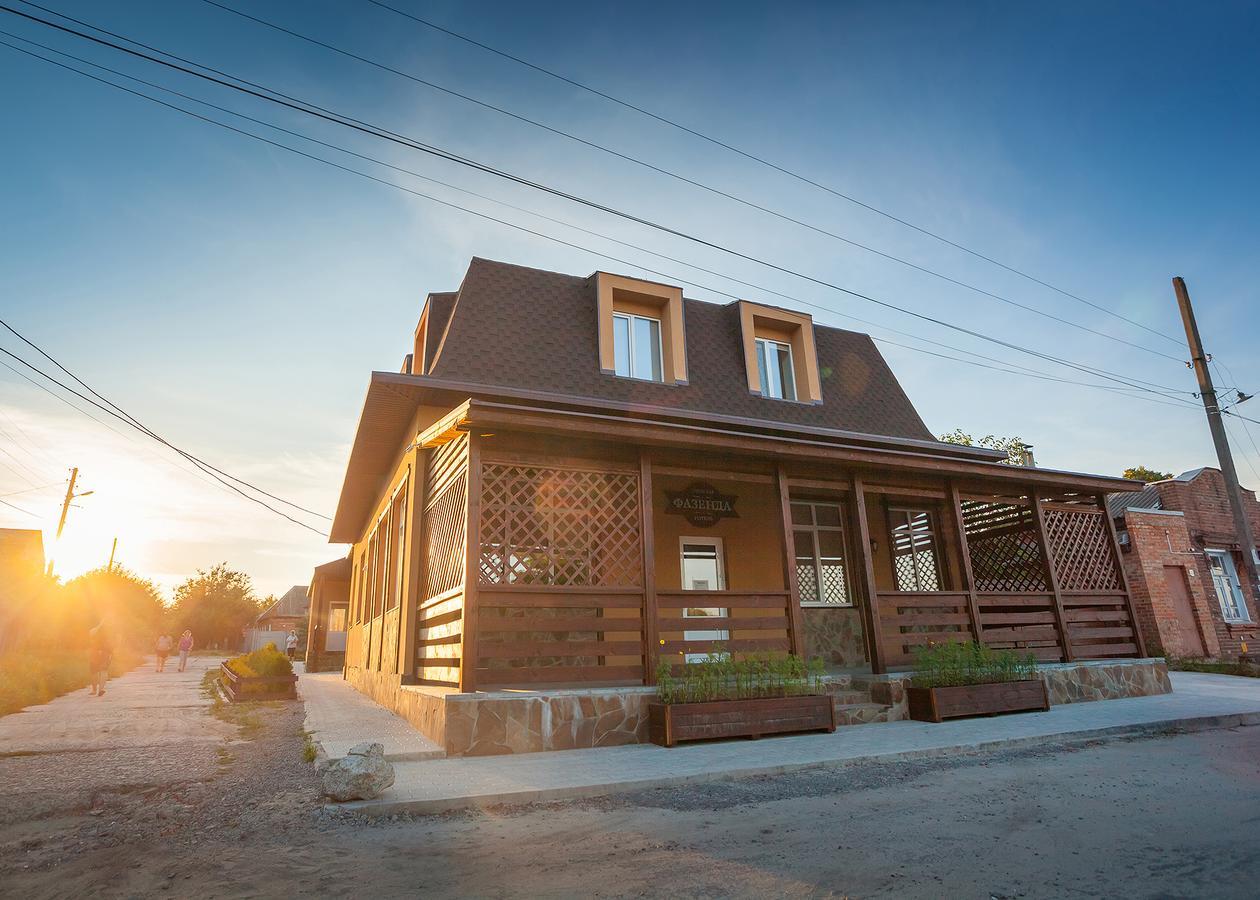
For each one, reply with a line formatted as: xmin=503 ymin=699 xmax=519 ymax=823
xmin=337 ymin=710 xmax=1260 ymax=816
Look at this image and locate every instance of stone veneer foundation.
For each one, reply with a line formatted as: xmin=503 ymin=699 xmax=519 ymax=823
xmin=346 ymin=658 xmax=1173 ymax=757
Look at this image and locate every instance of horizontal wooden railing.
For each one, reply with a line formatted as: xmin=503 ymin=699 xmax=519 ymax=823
xmin=473 ymin=587 xmax=646 ymax=687
xmin=415 ymin=586 xmax=463 ymax=686
xmin=655 ymin=590 xmax=793 ymax=669
xmin=976 ymin=592 xmax=1065 ymax=662
xmin=1062 ymin=591 xmax=1139 ymax=658
xmin=877 ymin=592 xmax=975 ymax=667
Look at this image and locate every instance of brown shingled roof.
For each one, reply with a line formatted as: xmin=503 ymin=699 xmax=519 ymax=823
xmin=427 ymin=257 xmax=933 ymax=440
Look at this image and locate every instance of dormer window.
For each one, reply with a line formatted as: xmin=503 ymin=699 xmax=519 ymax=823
xmin=739 ymin=301 xmax=822 ymax=404
xmin=755 ymin=337 xmax=796 ymax=401
xmin=596 ymin=272 xmax=687 ymax=385
xmin=613 ymin=312 xmax=663 ymax=382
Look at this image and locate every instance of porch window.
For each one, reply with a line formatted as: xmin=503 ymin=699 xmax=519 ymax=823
xmin=791 ymin=501 xmax=851 ymax=606
xmin=1206 ymin=549 xmax=1250 ymax=622
xmin=612 ymin=312 xmax=663 ymax=382
xmin=755 ymin=337 xmax=796 ymax=401
xmin=889 ymin=508 xmax=942 ymax=592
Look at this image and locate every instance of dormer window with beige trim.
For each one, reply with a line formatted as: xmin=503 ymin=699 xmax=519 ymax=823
xmin=739 ymin=301 xmax=823 ymax=403
xmin=596 ymin=272 xmax=687 ymax=385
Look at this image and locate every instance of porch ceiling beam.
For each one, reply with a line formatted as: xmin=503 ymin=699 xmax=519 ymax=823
xmin=464 ymin=401 xmax=1137 ymax=495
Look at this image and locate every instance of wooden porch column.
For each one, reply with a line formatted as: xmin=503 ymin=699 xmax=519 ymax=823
xmin=1030 ymin=490 xmax=1075 ymax=662
xmin=640 ymin=450 xmax=659 ymax=685
xmin=775 ymin=464 xmax=807 ymax=657
xmin=457 ymin=433 xmax=482 ymax=693
xmin=1098 ymin=492 xmax=1149 ymax=658
xmin=947 ymin=481 xmax=985 ymax=645
xmin=850 ymin=475 xmax=887 ymax=674
xmin=397 ymin=457 xmax=425 ymax=683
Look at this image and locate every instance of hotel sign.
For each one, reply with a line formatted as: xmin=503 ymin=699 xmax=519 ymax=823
xmin=664 ymin=482 xmax=739 ymax=528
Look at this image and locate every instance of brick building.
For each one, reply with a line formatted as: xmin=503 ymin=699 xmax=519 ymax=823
xmin=1110 ymin=468 xmax=1260 ymax=659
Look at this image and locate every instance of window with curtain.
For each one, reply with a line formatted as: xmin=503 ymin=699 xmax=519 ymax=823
xmin=889 ymin=508 xmax=942 ymax=592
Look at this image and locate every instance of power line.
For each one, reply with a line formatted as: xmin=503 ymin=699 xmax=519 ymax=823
xmin=361 ymin=0 xmax=1182 ymax=346
xmin=0 ymin=496 xmax=40 ymax=518
xmin=0 ymin=34 xmax=1201 ymax=418
xmin=0 ymin=344 xmax=328 ymax=537
xmin=3 ymin=29 xmax=1194 ymax=410
xmin=0 ymin=481 xmax=62 ymax=498
xmin=0 ymin=9 xmax=1197 ymax=404
xmin=193 ymin=0 xmax=1181 ymax=362
xmin=0 ymin=317 xmax=331 ymax=521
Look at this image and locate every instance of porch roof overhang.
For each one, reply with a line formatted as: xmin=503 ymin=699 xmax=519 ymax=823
xmin=329 ymin=372 xmax=1140 ymax=541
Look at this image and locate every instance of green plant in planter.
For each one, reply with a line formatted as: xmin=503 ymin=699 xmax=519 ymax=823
xmin=654 ymin=652 xmax=826 ymax=704
xmin=910 ymin=641 xmax=1037 ymax=689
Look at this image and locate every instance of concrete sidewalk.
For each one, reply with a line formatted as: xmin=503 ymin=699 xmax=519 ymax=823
xmin=340 ymin=672 xmax=1260 ymax=815
xmin=299 ymin=671 xmax=443 ymax=762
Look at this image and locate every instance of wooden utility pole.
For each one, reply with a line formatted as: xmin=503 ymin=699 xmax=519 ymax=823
xmin=108 ymin=537 xmax=118 ymax=571
xmin=55 ymin=467 xmax=79 ymax=540
xmin=1174 ymin=276 xmax=1260 ymax=607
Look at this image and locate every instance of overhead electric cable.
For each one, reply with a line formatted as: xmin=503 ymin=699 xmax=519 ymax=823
xmin=360 ymin=0 xmax=1181 ymax=346
xmin=0 ymin=33 xmax=1202 ymax=418
xmin=0 ymin=8 xmax=1197 ymax=402
xmin=193 ymin=0 xmax=1180 ymax=361
xmin=0 ymin=496 xmax=40 ymax=519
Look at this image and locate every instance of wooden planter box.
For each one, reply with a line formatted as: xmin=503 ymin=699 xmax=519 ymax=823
xmin=648 ymin=694 xmax=836 ymax=747
xmin=219 ymin=662 xmax=297 ymax=702
xmin=907 ymin=679 xmax=1049 ymax=722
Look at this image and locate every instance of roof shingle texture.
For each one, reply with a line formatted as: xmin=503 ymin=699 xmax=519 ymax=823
xmin=427 ymin=258 xmax=934 ymax=441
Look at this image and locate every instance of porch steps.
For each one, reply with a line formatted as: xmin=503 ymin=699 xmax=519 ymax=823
xmin=821 ymin=679 xmax=898 ymax=726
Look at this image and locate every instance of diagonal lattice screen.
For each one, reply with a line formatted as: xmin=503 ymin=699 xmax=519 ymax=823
xmin=423 ymin=471 xmax=467 ymax=599
xmin=962 ymin=499 xmax=1049 ymax=592
xmin=1043 ymin=506 xmax=1122 ymax=591
xmin=478 ymin=463 xmax=642 ymax=587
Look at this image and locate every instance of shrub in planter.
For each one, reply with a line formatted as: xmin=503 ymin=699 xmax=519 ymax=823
xmin=649 ymin=652 xmax=835 ymax=746
xmin=908 ymin=642 xmax=1047 ymax=722
xmin=221 ymin=643 xmax=296 ymax=700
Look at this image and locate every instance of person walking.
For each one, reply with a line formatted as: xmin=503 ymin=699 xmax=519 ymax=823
xmin=87 ymin=624 xmax=112 ymax=697
xmin=285 ymin=629 xmax=299 ymax=661
xmin=177 ymin=630 xmax=194 ymax=672
xmin=155 ymin=634 xmax=172 ymax=672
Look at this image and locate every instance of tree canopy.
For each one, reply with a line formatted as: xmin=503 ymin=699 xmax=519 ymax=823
xmin=939 ymin=429 xmax=1033 ymax=466
xmin=170 ymin=563 xmax=261 ymax=649
xmin=1122 ymin=466 xmax=1173 ymax=483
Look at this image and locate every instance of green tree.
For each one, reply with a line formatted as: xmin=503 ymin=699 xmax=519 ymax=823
xmin=940 ymin=429 xmax=1034 ymax=466
xmin=1122 ymin=466 xmax=1173 ymax=483
xmin=170 ymin=563 xmax=261 ymax=650
xmin=57 ymin=566 xmax=166 ymax=653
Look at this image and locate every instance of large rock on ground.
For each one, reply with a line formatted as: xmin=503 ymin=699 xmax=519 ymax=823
xmin=321 ymin=741 xmax=395 ymax=801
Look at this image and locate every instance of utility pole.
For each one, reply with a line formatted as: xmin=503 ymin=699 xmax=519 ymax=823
xmin=1174 ymin=276 xmax=1260 ymax=609
xmin=55 ymin=467 xmax=79 ymax=540
xmin=108 ymin=537 xmax=118 ymax=571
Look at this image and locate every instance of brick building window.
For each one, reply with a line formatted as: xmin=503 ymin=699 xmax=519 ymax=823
xmin=1206 ymin=549 xmax=1250 ymax=622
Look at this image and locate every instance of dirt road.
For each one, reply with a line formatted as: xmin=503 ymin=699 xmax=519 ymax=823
xmin=4 ymin=664 xmax=1260 ymax=898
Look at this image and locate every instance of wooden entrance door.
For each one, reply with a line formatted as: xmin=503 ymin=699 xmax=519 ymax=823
xmin=1164 ymin=565 xmax=1206 ymax=658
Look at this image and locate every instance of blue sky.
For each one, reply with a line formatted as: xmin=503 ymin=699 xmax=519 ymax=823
xmin=1 ymin=0 xmax=1257 ymax=597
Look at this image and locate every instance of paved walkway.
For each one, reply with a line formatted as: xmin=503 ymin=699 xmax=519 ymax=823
xmin=298 ymin=671 xmax=443 ymax=761
xmin=0 ymin=654 xmax=233 ymax=754
xmin=341 ymin=672 xmax=1260 ymax=815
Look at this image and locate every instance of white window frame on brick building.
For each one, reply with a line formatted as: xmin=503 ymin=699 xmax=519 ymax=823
xmin=1205 ymin=548 xmax=1250 ymax=623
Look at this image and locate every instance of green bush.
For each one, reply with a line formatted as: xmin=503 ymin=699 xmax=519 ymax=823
xmin=654 ymin=652 xmax=825 ymax=705
xmin=910 ymin=641 xmax=1038 ymax=689
xmin=225 ymin=642 xmax=293 ymax=680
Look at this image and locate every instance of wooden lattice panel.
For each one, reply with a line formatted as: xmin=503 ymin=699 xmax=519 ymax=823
xmin=1043 ymin=507 xmax=1121 ymax=592
xmin=962 ymin=501 xmax=1048 ymax=593
xmin=478 ymin=462 xmax=642 ymax=587
xmin=423 ymin=471 xmax=468 ymax=599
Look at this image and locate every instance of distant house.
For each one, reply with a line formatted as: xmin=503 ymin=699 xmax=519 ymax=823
xmin=0 ymin=529 xmax=45 ymax=653
xmin=1110 ymin=467 xmax=1260 ymax=659
xmin=305 ymin=556 xmax=351 ymax=672
xmin=256 ymin=585 xmax=310 ymax=634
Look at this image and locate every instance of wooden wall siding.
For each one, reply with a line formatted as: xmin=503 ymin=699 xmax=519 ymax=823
xmin=477 ymin=462 xmax=642 ymax=587
xmin=415 ymin=434 xmax=470 ymax=687
xmin=960 ymin=499 xmax=1049 ymax=593
xmin=471 ymin=459 xmax=646 ymax=688
xmin=1061 ymin=592 xmax=1139 ymax=658
xmin=657 ymin=590 xmax=793 ymax=669
xmin=877 ymin=591 xmax=975 ymax=667
xmin=381 ymin=606 xmax=401 ymax=675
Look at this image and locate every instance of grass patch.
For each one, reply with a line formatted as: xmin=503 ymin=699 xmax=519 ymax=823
xmin=200 ymin=667 xmax=267 ymax=738
xmin=1166 ymin=658 xmax=1260 ymax=678
xmin=302 ymin=730 xmax=318 ymax=764
xmin=0 ymin=650 xmax=138 ymax=717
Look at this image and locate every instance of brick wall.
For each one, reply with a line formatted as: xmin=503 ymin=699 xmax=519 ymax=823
xmin=1119 ymin=510 xmax=1219 ymax=658
xmin=1122 ymin=469 xmax=1260 ymax=659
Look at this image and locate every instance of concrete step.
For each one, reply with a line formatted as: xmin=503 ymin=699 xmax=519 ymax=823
xmin=834 ymin=702 xmax=895 ymax=727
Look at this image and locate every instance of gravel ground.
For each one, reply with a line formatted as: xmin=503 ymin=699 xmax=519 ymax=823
xmin=5 ymin=688 xmax=1260 ymax=898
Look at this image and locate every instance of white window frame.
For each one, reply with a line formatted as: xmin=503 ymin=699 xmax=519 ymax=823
xmin=611 ymin=311 xmax=664 ymax=382
xmin=792 ymin=501 xmax=853 ymax=608
xmin=679 ymin=536 xmax=728 ymax=662
xmin=755 ymin=337 xmax=797 ymax=401
xmin=1206 ymin=548 xmax=1251 ymax=623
